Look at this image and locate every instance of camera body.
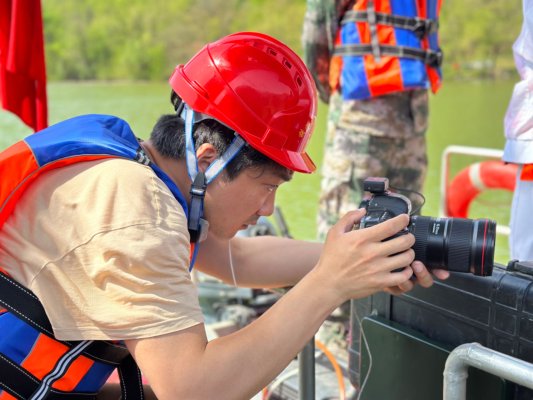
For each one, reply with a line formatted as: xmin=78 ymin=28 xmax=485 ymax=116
xmin=359 ymin=177 xmax=411 ymax=230
xmin=358 ymin=177 xmax=496 ymax=276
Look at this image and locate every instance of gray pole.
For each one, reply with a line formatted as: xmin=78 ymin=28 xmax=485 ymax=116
xmin=299 ymin=338 xmax=315 ymax=400
xmin=273 ymin=207 xmax=316 ymax=399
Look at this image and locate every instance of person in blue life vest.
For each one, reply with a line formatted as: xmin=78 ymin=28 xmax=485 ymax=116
xmin=0 ymin=32 xmax=449 ymax=400
xmin=302 ymin=0 xmax=443 ymax=241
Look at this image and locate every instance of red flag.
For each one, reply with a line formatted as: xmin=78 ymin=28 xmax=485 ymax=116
xmin=0 ymin=0 xmax=48 ymax=132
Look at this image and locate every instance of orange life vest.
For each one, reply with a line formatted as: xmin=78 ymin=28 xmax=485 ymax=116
xmin=330 ymin=0 xmax=442 ymax=100
xmin=0 ymin=114 xmax=190 ymax=399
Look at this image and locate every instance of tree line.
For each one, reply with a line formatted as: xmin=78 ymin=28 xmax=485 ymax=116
xmin=42 ymin=0 xmax=523 ymax=82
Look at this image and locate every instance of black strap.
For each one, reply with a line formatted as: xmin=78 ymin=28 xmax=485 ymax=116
xmin=0 ymin=271 xmax=145 ymax=399
xmin=188 ymin=171 xmax=207 ymax=243
xmin=134 ymin=147 xmax=151 ymax=166
xmin=341 ymin=9 xmax=439 ymax=38
xmin=0 ymin=352 xmax=144 ymax=400
xmin=0 ymin=354 xmax=97 ymax=399
xmin=333 ymin=43 xmax=443 ymax=68
xmin=0 ymin=270 xmax=53 ymax=334
xmin=117 ymin=355 xmax=144 ymax=400
xmin=0 ymin=271 xmax=129 ymax=365
xmin=80 ymin=341 xmax=130 ymax=366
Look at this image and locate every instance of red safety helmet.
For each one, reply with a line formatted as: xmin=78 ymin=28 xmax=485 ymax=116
xmin=169 ymin=32 xmax=317 ymax=173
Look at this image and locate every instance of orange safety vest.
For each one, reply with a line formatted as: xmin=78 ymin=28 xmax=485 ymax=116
xmin=0 ymin=114 xmax=190 ymax=399
xmin=520 ymin=164 xmax=533 ymax=181
xmin=330 ymin=0 xmax=442 ymax=100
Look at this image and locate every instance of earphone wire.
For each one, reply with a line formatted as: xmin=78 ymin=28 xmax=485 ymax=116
xmin=354 ymin=307 xmax=372 ymax=400
xmin=228 ymin=240 xmax=243 ymax=305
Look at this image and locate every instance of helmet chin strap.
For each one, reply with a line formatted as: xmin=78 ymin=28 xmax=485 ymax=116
xmin=183 ymin=104 xmax=246 ymax=250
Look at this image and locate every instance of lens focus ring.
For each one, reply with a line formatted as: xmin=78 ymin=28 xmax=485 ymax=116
xmin=409 ymin=216 xmax=430 ymax=265
xmin=447 ymin=219 xmax=473 ymax=273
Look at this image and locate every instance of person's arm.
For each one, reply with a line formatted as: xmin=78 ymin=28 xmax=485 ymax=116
xmin=195 ymin=233 xmax=322 ymax=288
xmin=194 ymin=213 xmax=448 ymax=290
xmin=126 ymin=211 xmax=427 ymax=400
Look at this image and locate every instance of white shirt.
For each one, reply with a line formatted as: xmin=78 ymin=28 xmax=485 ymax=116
xmin=503 ymin=0 xmax=533 ymax=164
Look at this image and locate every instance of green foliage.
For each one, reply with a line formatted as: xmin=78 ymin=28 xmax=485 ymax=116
xmin=43 ymin=0 xmax=308 ymax=81
xmin=42 ymin=0 xmax=522 ymax=82
xmin=439 ymin=0 xmax=522 ymax=80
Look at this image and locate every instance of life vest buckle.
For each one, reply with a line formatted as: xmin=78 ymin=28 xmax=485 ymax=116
xmin=188 ymin=171 xmax=208 ymax=243
xmin=135 ymin=147 xmax=151 ymax=165
xmin=413 ymin=18 xmax=439 ymax=40
xmin=425 ymin=50 xmax=443 ymax=68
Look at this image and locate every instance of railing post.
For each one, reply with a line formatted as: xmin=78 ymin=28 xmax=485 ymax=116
xmin=443 ymin=342 xmax=533 ymax=400
xmin=298 ymin=338 xmax=315 ymax=400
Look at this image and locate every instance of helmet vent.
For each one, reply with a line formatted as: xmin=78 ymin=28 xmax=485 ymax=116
xmin=283 ymin=59 xmax=292 ymax=70
xmin=296 ymin=75 xmax=303 ymax=87
xmin=267 ymin=47 xmax=278 ymax=57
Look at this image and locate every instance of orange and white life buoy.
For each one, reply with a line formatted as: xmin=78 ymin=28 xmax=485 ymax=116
xmin=447 ymin=160 xmax=518 ymax=218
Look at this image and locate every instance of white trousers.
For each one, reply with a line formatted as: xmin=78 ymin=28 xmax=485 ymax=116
xmin=510 ymin=165 xmax=533 ymax=261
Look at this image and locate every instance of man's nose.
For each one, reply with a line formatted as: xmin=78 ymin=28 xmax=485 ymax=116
xmin=258 ymin=193 xmax=276 ymax=216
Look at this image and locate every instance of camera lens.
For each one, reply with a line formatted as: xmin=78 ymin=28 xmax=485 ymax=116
xmin=408 ymin=216 xmax=496 ymax=276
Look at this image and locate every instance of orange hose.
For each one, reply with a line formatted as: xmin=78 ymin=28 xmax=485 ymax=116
xmin=262 ymin=339 xmax=346 ymax=400
xmin=315 ymin=339 xmax=346 ymax=400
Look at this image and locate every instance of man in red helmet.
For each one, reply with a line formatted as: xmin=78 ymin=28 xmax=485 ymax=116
xmin=0 ymin=32 xmax=447 ymax=399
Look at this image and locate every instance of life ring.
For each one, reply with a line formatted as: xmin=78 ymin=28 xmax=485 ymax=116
xmin=447 ymin=160 xmax=518 ymax=218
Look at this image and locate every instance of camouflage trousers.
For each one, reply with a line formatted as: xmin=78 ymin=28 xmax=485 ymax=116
xmin=317 ymin=89 xmax=429 ymax=240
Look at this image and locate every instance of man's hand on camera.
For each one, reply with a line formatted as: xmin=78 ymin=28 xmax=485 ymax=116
xmin=314 ymin=209 xmax=419 ymax=303
xmin=386 ymin=261 xmax=451 ymax=295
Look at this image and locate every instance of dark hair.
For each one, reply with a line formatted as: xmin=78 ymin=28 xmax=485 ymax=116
xmin=149 ymin=92 xmax=292 ymax=181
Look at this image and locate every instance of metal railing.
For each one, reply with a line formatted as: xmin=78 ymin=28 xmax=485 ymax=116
xmin=443 ymin=343 xmax=533 ymax=400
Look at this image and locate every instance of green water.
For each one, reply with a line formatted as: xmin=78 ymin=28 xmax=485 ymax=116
xmin=0 ymin=79 xmax=516 ymax=264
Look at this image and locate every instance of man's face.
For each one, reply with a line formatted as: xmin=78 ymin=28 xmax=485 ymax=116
xmin=203 ymin=167 xmax=290 ymax=239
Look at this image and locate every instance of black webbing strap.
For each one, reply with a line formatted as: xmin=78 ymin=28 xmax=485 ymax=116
xmin=0 ymin=270 xmax=54 ymax=334
xmin=79 ymin=341 xmax=130 ymax=366
xmin=0 ymin=271 xmax=145 ymax=399
xmin=341 ymin=9 xmax=439 ymax=38
xmin=117 ymin=355 xmax=144 ymax=400
xmin=0 ymin=352 xmax=144 ymax=400
xmin=188 ymin=171 xmax=207 ymax=243
xmin=333 ymin=43 xmax=443 ymax=68
xmin=0 ymin=354 xmax=97 ymax=399
xmin=0 ymin=271 xmax=129 ymax=364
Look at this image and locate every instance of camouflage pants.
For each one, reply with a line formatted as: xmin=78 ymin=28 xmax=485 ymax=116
xmin=317 ymin=89 xmax=429 ymax=240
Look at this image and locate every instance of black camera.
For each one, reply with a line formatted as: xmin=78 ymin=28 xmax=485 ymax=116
xmin=359 ymin=177 xmax=496 ymax=276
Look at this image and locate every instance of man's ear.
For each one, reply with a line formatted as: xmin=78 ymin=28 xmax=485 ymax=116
xmin=196 ymin=143 xmax=218 ymax=172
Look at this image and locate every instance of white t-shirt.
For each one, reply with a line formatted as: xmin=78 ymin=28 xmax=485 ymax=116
xmin=0 ymin=158 xmax=204 ymax=341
